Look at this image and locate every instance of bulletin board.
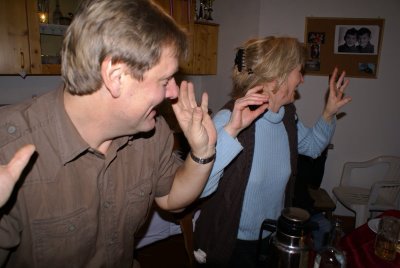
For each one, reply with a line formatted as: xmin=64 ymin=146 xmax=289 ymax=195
xmin=304 ymin=17 xmax=385 ymax=78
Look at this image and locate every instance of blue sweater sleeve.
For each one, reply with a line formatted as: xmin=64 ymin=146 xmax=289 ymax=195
xmin=200 ymin=110 xmax=243 ymax=198
xmin=201 ymin=111 xmax=336 ymax=197
xmin=297 ymin=116 xmax=336 ymax=158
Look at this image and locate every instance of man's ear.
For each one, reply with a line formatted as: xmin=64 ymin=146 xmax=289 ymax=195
xmin=101 ymin=57 xmax=125 ymax=98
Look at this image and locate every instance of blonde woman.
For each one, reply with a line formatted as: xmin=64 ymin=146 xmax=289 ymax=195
xmin=194 ymin=36 xmax=351 ymax=267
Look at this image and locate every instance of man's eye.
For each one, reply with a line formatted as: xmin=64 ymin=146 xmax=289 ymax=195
xmin=163 ymin=77 xmax=173 ymax=87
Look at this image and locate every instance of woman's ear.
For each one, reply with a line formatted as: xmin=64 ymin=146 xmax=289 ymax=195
xmin=101 ymin=57 xmax=125 ymax=98
xmin=263 ymin=80 xmax=279 ymax=94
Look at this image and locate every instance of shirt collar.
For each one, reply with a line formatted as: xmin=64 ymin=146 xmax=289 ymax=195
xmin=52 ymin=88 xmax=90 ymax=164
xmin=53 ymin=88 xmax=133 ymax=164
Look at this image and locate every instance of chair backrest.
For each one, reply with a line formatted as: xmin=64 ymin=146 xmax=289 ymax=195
xmin=368 ymin=180 xmax=400 ymax=211
xmin=340 ymin=155 xmax=400 ymax=188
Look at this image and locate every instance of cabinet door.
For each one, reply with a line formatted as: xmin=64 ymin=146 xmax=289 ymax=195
xmin=0 ymin=0 xmax=41 ymax=75
xmin=171 ymin=0 xmax=193 ymax=26
xmin=153 ymin=0 xmax=194 ymax=27
xmin=182 ymin=22 xmax=218 ymax=75
xmin=153 ymin=0 xmax=218 ymax=75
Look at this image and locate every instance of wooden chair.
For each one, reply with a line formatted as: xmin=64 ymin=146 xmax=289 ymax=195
xmin=308 ymin=187 xmax=336 ymax=220
xmin=179 ymin=210 xmax=196 ymax=267
xmin=176 ymin=198 xmax=207 ymax=268
xmin=293 ymin=149 xmax=335 ymax=218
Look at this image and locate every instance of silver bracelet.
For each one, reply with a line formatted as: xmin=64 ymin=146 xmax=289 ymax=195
xmin=189 ymin=151 xmax=216 ymax=164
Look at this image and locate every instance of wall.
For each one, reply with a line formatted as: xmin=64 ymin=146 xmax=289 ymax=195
xmin=0 ymin=76 xmax=62 ymax=104
xmin=1 ymin=0 xmax=399 ymax=215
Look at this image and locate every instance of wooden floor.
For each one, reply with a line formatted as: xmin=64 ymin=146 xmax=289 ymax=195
xmin=135 ymin=234 xmax=191 ymax=268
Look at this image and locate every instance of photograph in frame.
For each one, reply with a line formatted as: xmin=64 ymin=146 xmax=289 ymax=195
xmin=335 ymin=25 xmax=380 ymax=55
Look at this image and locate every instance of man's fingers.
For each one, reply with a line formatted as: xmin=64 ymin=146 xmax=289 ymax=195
xmin=190 ymin=107 xmax=204 ymax=136
xmin=178 ymin=80 xmax=189 ymax=107
xmin=200 ymin=92 xmax=209 ymax=114
xmin=187 ymin=82 xmax=197 ymax=108
xmin=7 ymin=144 xmax=36 ymax=180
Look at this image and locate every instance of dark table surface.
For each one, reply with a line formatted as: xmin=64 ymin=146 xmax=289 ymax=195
xmin=339 ymin=210 xmax=400 ymax=268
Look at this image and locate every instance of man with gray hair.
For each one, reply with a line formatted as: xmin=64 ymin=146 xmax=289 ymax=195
xmin=0 ymin=0 xmax=216 ymax=267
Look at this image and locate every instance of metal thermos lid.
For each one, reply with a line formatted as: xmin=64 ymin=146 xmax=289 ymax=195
xmin=277 ymin=207 xmax=311 ymax=237
xmin=281 ymin=207 xmax=310 ymax=223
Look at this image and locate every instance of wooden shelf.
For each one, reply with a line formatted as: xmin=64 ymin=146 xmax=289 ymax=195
xmin=194 ymin=20 xmax=219 ymax=26
xmin=41 ymin=64 xmax=61 ymax=74
xmin=39 ymin=23 xmax=68 ymax=36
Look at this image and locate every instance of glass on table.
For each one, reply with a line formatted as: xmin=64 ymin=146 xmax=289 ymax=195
xmin=397 ymin=228 xmax=400 ymax=254
xmin=374 ymin=216 xmax=400 ymax=261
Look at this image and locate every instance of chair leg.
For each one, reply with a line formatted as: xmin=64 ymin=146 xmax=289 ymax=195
xmin=354 ymin=205 xmax=369 ymax=228
xmin=179 ymin=211 xmax=196 ymax=268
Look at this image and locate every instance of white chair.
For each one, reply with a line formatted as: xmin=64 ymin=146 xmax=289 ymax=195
xmin=368 ymin=180 xmax=400 ymax=213
xmin=332 ymin=155 xmax=400 ymax=228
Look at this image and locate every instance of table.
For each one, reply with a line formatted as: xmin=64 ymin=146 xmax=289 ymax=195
xmin=339 ymin=210 xmax=400 ymax=268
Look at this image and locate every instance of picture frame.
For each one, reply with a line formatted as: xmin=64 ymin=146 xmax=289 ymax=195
xmin=304 ymin=17 xmax=385 ymax=78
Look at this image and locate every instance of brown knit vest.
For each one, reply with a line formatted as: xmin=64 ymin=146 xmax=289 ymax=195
xmin=194 ymin=101 xmax=298 ymax=266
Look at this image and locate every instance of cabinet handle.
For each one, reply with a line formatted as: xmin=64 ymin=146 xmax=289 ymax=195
xmin=187 ymin=0 xmax=191 ymax=23
xmin=19 ymin=50 xmax=27 ymax=78
xmin=169 ymin=0 xmax=173 ymax=16
xmin=20 ymin=51 xmax=25 ymax=69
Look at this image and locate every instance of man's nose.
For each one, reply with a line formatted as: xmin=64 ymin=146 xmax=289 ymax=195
xmin=166 ymin=78 xmax=179 ymax=99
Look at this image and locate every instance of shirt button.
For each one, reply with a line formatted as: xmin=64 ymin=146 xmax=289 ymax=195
xmin=7 ymin=125 xmax=16 ymax=134
xmin=68 ymin=224 xmax=76 ymax=232
xmin=103 ymin=201 xmax=111 ymax=208
xmin=140 ymin=191 xmax=144 ymax=197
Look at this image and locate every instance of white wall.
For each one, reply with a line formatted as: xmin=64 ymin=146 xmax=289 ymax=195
xmin=1 ymin=0 xmax=399 ymax=215
xmin=0 ymin=76 xmax=62 ymax=104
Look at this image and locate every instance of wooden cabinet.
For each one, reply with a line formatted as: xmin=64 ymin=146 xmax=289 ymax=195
xmin=154 ymin=0 xmax=193 ymax=27
xmin=0 ymin=0 xmax=218 ymax=76
xmin=0 ymin=0 xmax=78 ymax=75
xmin=181 ymin=21 xmax=218 ymax=75
xmin=0 ymin=0 xmax=42 ymax=75
xmin=153 ymin=0 xmax=219 ymax=75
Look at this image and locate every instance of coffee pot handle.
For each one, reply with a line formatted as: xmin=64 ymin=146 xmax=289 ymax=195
xmin=260 ymin=219 xmax=277 ymax=233
xmin=258 ymin=219 xmax=277 ymax=245
xmin=257 ymin=219 xmax=277 ymax=265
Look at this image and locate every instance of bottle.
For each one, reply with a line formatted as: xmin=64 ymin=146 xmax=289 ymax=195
xmin=52 ymin=0 xmax=63 ymax=24
xmin=198 ymin=1 xmax=204 ymax=20
xmin=313 ymin=218 xmax=346 ymax=268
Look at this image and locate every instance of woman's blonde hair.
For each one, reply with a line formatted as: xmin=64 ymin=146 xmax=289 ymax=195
xmin=231 ymin=36 xmax=306 ymax=99
xmin=61 ymin=0 xmax=188 ymax=95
